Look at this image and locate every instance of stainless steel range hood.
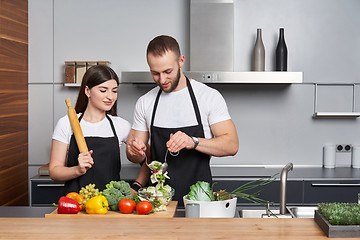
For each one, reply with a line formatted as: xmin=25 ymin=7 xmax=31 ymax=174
xmin=121 ymin=0 xmax=303 ymax=84
xmin=190 ymin=0 xmax=234 ymax=72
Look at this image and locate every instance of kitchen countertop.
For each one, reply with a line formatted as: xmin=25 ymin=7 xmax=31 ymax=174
xmin=31 ymin=166 xmax=360 ymax=181
xmin=0 ymin=206 xmax=57 ymax=218
xmin=0 ymin=216 xmax=337 ymax=239
xmin=211 ymin=166 xmax=360 ymax=180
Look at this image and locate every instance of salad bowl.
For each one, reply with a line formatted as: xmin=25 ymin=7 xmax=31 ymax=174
xmin=138 ymin=187 xmax=175 ymax=212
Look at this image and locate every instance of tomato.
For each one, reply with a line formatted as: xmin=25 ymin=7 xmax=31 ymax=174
xmin=136 ymin=201 xmax=153 ymax=215
xmin=118 ymin=199 xmax=136 ymax=214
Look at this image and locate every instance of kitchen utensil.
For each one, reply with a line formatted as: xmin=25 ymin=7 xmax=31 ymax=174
xmin=65 ymin=98 xmax=88 ymax=153
xmin=160 ymin=149 xmax=169 ymax=172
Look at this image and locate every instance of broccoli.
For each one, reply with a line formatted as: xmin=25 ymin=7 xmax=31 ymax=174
xmin=101 ymin=180 xmax=132 ymax=211
xmin=185 ymin=181 xmax=214 ymax=201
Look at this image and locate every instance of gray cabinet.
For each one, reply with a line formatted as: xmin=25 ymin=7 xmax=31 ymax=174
xmin=303 ymin=180 xmax=360 ymax=204
xmin=30 ymin=179 xmax=64 ymax=207
xmin=30 ymin=176 xmax=136 ymax=206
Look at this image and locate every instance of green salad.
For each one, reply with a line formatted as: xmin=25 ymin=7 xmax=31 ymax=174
xmin=138 ymin=161 xmax=173 ymax=212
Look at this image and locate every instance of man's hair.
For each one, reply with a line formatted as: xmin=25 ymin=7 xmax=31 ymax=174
xmin=147 ymin=35 xmax=181 ymax=59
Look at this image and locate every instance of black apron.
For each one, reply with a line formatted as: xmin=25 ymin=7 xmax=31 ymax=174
xmin=150 ymin=77 xmax=212 ymax=206
xmin=63 ymin=114 xmax=121 ymax=194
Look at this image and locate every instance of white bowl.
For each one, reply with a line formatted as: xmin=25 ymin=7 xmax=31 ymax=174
xmin=183 ymin=196 xmax=237 ymax=218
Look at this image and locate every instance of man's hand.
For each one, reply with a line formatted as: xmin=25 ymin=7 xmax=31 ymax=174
xmin=126 ymin=129 xmax=149 ymax=163
xmin=166 ymin=131 xmax=195 ymax=153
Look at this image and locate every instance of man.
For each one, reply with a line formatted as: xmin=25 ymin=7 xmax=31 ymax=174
xmin=127 ymin=35 xmax=239 ymax=205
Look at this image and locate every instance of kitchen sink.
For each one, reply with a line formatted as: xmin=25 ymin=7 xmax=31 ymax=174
xmin=238 ymin=206 xmax=317 ymax=218
xmin=287 ymin=206 xmax=318 ymax=218
xmin=239 ymin=208 xmax=282 ymax=218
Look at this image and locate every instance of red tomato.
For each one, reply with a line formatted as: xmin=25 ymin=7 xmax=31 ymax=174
xmin=118 ymin=199 xmax=136 ymax=214
xmin=136 ymin=201 xmax=153 ymax=215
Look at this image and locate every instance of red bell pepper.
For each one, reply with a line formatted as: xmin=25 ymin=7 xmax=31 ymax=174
xmin=56 ymin=197 xmax=81 ymax=214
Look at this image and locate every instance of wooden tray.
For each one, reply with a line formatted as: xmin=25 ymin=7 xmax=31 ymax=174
xmin=45 ymin=201 xmax=177 ymax=218
xmin=314 ymin=210 xmax=360 ymax=238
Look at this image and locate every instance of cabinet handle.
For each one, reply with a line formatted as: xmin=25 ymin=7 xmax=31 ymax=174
xmin=36 ymin=184 xmax=65 ymax=187
xmin=311 ymin=183 xmax=360 ymax=187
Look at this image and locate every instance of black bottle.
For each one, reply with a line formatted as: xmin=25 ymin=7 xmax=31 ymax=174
xmin=276 ymin=28 xmax=287 ymax=71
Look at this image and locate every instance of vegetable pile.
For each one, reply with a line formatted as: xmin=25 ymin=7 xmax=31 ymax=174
xmin=318 ymin=202 xmax=360 ymax=225
xmin=185 ymin=175 xmax=277 ymax=206
xmin=55 ymin=181 xmax=154 ymax=215
xmin=100 ymin=180 xmax=132 ymax=211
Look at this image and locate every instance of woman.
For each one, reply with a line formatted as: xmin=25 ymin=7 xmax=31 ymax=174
xmin=49 ymin=65 xmax=131 ymax=194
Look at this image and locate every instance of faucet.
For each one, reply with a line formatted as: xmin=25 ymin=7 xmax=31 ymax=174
xmin=280 ymin=162 xmax=293 ymax=215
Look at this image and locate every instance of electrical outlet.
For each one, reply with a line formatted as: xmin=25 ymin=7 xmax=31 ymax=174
xmin=336 ymin=144 xmax=352 ymax=152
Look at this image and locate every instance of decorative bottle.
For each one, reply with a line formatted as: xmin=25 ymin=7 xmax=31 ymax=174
xmin=276 ymin=28 xmax=288 ymax=71
xmin=253 ymin=28 xmax=265 ymax=71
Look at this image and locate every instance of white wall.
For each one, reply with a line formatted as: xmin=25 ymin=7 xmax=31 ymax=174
xmin=29 ymin=0 xmax=360 ymax=178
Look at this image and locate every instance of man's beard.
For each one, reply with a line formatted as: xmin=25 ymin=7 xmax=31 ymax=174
xmin=160 ymin=67 xmax=181 ymax=93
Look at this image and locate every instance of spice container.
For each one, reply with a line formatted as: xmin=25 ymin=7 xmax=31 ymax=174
xmin=76 ymin=61 xmax=87 ymax=84
xmin=65 ymin=61 xmax=76 ymax=83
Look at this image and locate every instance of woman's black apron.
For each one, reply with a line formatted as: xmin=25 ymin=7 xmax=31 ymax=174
xmin=63 ymin=114 xmax=121 ymax=194
xmin=150 ymin=77 xmax=212 ymax=206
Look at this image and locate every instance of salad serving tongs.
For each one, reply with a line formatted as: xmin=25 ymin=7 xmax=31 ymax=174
xmin=160 ymin=148 xmax=179 ymax=172
xmin=132 ymin=135 xmax=178 ymax=172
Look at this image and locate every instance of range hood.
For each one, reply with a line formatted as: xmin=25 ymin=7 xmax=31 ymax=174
xmin=121 ymin=0 xmax=302 ymax=84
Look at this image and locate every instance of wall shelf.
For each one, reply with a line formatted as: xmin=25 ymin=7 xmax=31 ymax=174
xmin=313 ymin=84 xmax=359 ymax=118
xmin=64 ymin=83 xmax=81 ymax=87
xmin=313 ymin=112 xmax=360 ymax=118
xmin=121 ymin=71 xmax=303 ymax=84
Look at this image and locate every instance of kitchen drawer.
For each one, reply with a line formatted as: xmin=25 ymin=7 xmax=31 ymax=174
xmin=31 ymin=180 xmax=64 ymax=207
xmin=303 ymin=180 xmax=360 ymax=204
xmin=212 ymin=179 xmax=303 ymax=205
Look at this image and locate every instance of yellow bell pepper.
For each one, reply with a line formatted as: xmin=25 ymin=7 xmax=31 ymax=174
xmin=85 ymin=195 xmax=109 ymax=214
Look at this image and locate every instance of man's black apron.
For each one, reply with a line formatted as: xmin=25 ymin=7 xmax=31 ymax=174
xmin=63 ymin=114 xmax=121 ymax=194
xmin=150 ymin=77 xmax=212 ymax=206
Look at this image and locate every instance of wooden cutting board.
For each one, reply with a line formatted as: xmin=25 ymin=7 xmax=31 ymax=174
xmin=45 ymin=201 xmax=177 ymax=218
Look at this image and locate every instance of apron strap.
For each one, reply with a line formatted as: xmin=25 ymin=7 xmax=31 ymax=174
xmin=150 ymin=90 xmax=162 ymax=127
xmin=106 ymin=115 xmax=119 ymax=139
xmin=78 ymin=114 xmax=118 ymax=138
xmin=185 ymin=77 xmax=202 ymax=126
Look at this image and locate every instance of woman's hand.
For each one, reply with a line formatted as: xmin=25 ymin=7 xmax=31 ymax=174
xmin=77 ymin=150 xmax=94 ymax=175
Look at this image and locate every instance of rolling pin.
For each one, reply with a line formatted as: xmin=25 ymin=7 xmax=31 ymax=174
xmin=65 ymin=98 xmax=89 ymax=153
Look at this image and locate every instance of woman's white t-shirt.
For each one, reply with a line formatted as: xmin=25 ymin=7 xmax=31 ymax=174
xmin=52 ymin=114 xmax=131 ymax=148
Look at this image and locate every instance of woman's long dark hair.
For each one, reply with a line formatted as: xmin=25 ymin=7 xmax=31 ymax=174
xmin=75 ymin=65 xmax=119 ymax=116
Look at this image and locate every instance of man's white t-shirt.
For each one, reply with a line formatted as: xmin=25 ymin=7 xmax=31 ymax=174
xmin=52 ymin=114 xmax=131 ymax=148
xmin=132 ymin=79 xmax=231 ymax=139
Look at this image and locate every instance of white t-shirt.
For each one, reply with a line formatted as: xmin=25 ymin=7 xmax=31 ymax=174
xmin=132 ymin=79 xmax=231 ymax=139
xmin=52 ymin=114 xmax=131 ymax=148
